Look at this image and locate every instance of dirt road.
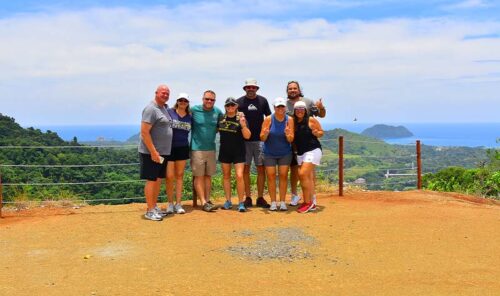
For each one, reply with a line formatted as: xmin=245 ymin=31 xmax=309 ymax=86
xmin=1 ymin=190 xmax=499 ymax=296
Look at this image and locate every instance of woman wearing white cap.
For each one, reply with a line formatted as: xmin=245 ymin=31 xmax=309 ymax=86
xmin=165 ymin=93 xmax=192 ymax=214
xmin=292 ymin=100 xmax=324 ymax=213
xmin=260 ymin=97 xmax=295 ymax=211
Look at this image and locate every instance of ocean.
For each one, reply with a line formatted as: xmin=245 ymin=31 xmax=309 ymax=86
xmin=34 ymin=122 xmax=500 ymax=148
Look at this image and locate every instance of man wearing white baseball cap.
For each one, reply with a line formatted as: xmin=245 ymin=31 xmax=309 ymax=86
xmin=237 ymin=78 xmax=272 ymax=208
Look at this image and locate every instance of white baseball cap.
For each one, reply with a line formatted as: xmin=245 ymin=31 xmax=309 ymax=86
xmin=177 ymin=93 xmax=190 ymax=101
xmin=294 ymin=101 xmax=307 ymax=109
xmin=273 ymin=97 xmax=287 ymax=107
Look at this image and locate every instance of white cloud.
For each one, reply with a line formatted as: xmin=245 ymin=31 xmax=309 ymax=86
xmin=0 ymin=5 xmax=499 ymax=125
xmin=443 ymin=0 xmax=490 ymax=10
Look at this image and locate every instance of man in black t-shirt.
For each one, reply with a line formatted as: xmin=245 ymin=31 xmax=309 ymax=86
xmin=236 ymin=78 xmax=272 ymax=208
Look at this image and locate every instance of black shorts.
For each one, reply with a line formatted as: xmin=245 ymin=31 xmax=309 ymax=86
xmin=166 ymin=146 xmax=190 ymax=161
xmin=139 ymin=153 xmax=168 ymax=181
xmin=219 ymin=149 xmax=246 ymax=164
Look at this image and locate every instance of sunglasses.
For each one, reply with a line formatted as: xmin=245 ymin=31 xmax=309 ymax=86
xmin=245 ymin=86 xmax=258 ymax=90
xmin=177 ymin=99 xmax=189 ymax=103
xmin=204 ymin=98 xmax=215 ymax=102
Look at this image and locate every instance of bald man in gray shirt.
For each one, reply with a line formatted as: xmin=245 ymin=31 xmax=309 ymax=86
xmin=139 ymin=84 xmax=173 ymax=221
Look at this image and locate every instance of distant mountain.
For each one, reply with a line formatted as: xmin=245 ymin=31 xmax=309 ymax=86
xmin=361 ymin=124 xmax=414 ymax=139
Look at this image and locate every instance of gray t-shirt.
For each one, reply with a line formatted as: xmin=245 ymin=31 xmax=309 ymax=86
xmin=286 ymin=97 xmax=319 ymax=117
xmin=138 ymin=101 xmax=173 ymax=155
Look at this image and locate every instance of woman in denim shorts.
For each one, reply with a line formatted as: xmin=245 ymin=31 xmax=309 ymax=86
xmin=260 ymin=97 xmax=295 ymax=211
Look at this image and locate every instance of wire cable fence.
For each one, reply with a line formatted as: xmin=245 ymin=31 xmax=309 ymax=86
xmin=1 ymin=136 xmax=491 ymax=216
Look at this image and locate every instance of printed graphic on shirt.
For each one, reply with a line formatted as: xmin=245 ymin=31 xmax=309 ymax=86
xmin=171 ymin=120 xmax=191 ymax=131
xmin=248 ymin=104 xmax=258 ymax=111
xmin=218 ymin=117 xmax=240 ymax=134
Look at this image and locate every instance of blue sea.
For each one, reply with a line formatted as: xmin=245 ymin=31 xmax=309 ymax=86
xmin=34 ymin=123 xmax=500 ymax=148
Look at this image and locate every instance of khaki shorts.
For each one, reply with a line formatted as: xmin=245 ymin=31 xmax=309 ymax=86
xmin=191 ymin=150 xmax=217 ymax=177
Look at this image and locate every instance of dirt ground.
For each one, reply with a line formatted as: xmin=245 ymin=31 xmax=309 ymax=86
xmin=1 ymin=190 xmax=499 ymax=296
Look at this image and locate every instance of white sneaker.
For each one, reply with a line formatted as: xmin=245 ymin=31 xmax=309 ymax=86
xmin=154 ymin=206 xmax=168 ymax=217
xmin=166 ymin=203 xmax=175 ymax=214
xmin=174 ymin=203 xmax=185 ymax=214
xmin=290 ymin=194 xmax=301 ymax=206
xmin=269 ymin=202 xmax=278 ymax=211
xmin=279 ymin=201 xmax=287 ymax=211
xmin=144 ymin=210 xmax=162 ymax=221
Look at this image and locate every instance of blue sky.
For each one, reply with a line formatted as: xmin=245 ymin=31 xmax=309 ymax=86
xmin=1 ymin=0 xmax=499 ymax=125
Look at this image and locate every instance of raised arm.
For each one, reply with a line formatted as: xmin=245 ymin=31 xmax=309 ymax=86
xmin=260 ymin=116 xmax=272 ymax=141
xmin=240 ymin=115 xmax=251 ymax=140
xmin=309 ymin=117 xmax=324 ymax=138
xmin=285 ymin=116 xmax=294 ymax=143
xmin=315 ymin=98 xmax=326 ymax=118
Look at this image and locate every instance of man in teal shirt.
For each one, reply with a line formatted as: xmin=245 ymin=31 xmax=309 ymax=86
xmin=191 ymin=90 xmax=223 ymax=211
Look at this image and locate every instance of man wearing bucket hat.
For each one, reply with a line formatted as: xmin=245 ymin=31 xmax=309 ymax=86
xmin=285 ymin=81 xmax=326 ymax=207
xmin=236 ymin=78 xmax=272 ymax=208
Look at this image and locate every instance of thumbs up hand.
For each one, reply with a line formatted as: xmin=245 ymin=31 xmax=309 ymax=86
xmin=315 ymin=98 xmax=324 ymax=110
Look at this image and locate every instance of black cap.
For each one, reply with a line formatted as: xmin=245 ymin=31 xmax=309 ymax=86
xmin=224 ymin=97 xmax=238 ymax=106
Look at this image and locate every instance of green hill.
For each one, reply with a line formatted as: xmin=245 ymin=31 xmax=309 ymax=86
xmin=0 ymin=113 xmax=493 ymax=202
xmin=0 ymin=114 xmax=72 ymax=146
xmin=0 ymin=113 xmax=142 ymax=204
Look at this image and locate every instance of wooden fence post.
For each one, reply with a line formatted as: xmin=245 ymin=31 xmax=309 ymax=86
xmin=416 ymin=140 xmax=422 ymax=190
xmin=338 ymin=136 xmax=344 ymax=197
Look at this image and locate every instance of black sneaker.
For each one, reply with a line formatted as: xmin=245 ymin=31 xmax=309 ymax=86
xmin=244 ymin=197 xmax=253 ymax=207
xmin=256 ymin=197 xmax=271 ymax=208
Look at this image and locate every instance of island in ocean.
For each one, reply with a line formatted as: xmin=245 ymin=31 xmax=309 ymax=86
xmin=361 ymin=124 xmax=414 ymax=139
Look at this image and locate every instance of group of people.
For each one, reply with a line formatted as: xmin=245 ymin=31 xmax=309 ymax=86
xmin=139 ymin=79 xmax=326 ymax=221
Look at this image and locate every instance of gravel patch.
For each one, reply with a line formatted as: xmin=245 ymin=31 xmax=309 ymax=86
xmin=226 ymin=227 xmax=318 ymax=262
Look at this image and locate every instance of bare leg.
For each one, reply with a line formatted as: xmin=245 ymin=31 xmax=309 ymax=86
xmin=204 ymin=175 xmax=212 ymax=202
xmin=278 ymin=165 xmax=289 ymax=202
xmin=298 ymin=163 xmax=316 ymax=203
xmin=312 ymin=169 xmax=317 ymax=198
xmin=222 ymin=163 xmax=232 ymax=201
xmin=194 ymin=176 xmax=207 ymax=205
xmin=290 ymin=165 xmax=299 ymax=196
xmin=174 ymin=160 xmax=187 ymax=204
xmin=145 ymin=179 xmax=161 ymax=211
xmin=234 ymin=163 xmax=246 ymax=203
xmin=256 ymin=165 xmax=266 ymax=197
xmin=244 ymin=164 xmax=251 ymax=198
xmin=166 ymin=162 xmax=175 ymax=204
xmin=265 ymin=166 xmax=277 ymax=202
